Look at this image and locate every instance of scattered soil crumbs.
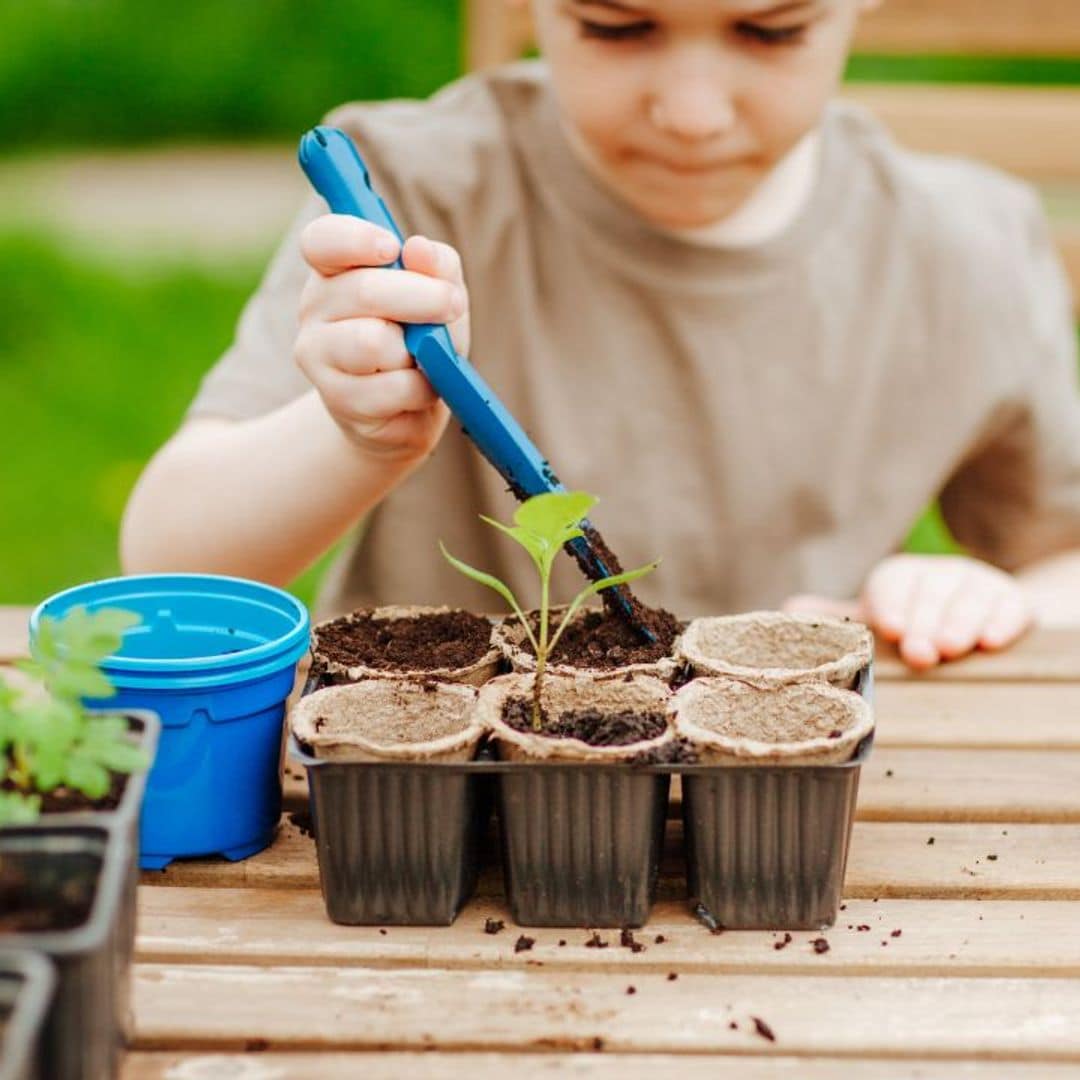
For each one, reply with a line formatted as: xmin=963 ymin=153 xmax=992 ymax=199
xmin=885 ymin=769 xmax=894 ymax=778
xmin=483 ymin=918 xmax=505 ymax=935
xmin=316 ymin=610 xmax=492 ymax=672
xmin=856 ymin=925 xmax=871 ymax=932
xmin=729 ymin=1021 xmax=738 ymax=1031
xmin=626 ymin=986 xmax=637 ymax=995
xmin=654 ymin=935 xmax=667 ymax=945
xmin=987 ymin=854 xmax=998 ymax=861
xmin=620 ymin=929 xmax=646 ymax=953
xmin=585 ymin=932 xmax=609 ymax=949
xmin=751 ymin=1017 xmax=776 ymax=1042
xmin=558 ymin=940 xmax=567 ymax=947
xmin=514 ymin=935 xmax=535 ymax=953
xmin=891 ymin=929 xmax=902 ymax=938
xmin=667 ymin=973 xmax=678 ymax=981
xmin=527 ymin=606 xmax=681 ymax=669
xmin=927 ymin=837 xmax=935 ymax=845
xmin=502 ymin=699 xmax=666 ymax=747
xmin=773 ymin=932 xmax=793 ymax=951
xmin=812 ymin=938 xmax=830 ymax=954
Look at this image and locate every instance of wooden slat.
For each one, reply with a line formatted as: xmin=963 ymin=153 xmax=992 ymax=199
xmin=289 ymin=742 xmax=1080 ymax=823
xmin=123 ymin=1052 xmax=1080 ymax=1079
xmin=876 ymin=628 xmax=1080 ymax=682
xmin=466 ymin=0 xmax=1080 ymax=63
xmin=141 ymin=817 xmax=1080 ymax=899
xmin=858 ymin=748 xmax=1080 ymax=821
xmin=137 ymin=889 xmax=1080 ymax=977
xmin=874 ymin=683 xmax=1080 ymax=748
xmin=844 ymin=84 xmax=1080 ymax=183
xmin=854 ymin=0 xmax=1080 ymax=56
xmin=132 ymin=963 xmax=1080 ymax=1057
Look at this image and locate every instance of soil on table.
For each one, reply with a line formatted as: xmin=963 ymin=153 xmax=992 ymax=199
xmin=528 ymin=608 xmax=681 ymax=670
xmin=0 ymin=859 xmax=95 ymax=934
xmin=502 ymin=698 xmax=666 ymax=746
xmin=316 ymin=610 xmax=493 ymax=672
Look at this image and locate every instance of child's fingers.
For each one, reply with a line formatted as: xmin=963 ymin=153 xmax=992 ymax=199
xmin=899 ymin=566 xmax=968 ymax=669
xmin=934 ymin=576 xmax=997 ymax=659
xmin=316 ymin=366 xmax=440 ymax=420
xmin=302 ymin=265 xmax=466 ymax=326
xmin=402 ymin=235 xmax=466 ymax=287
xmin=295 ymin=319 xmax=411 ymax=377
xmin=978 ymin=589 xmax=1034 ymax=651
xmin=862 ymin=556 xmax=922 ymax=642
xmin=300 ymin=214 xmax=400 ymax=276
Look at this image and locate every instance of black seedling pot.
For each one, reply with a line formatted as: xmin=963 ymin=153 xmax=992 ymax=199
xmin=0 ymin=825 xmax=129 ymax=1080
xmin=0 ymin=949 xmax=55 ymax=1080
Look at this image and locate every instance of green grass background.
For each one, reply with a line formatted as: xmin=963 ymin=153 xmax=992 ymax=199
xmin=0 ymin=2 xmax=1074 ymax=606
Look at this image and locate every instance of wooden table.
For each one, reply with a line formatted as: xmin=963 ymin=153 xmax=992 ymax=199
xmin=4 ymin=606 xmax=1080 ymax=1078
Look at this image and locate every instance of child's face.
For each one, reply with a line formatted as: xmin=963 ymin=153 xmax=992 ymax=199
xmin=532 ymin=0 xmax=868 ymax=228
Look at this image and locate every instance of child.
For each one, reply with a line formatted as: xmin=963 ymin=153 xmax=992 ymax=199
xmin=121 ymin=0 xmax=1080 ymax=670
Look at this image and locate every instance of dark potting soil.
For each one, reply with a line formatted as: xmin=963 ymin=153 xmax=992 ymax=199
xmin=502 ymin=699 xmax=666 ymax=747
xmin=317 ymin=610 xmax=493 ymax=672
xmin=0 ymin=760 xmax=126 ymax=815
xmin=528 ymin=607 xmax=681 ymax=670
xmin=0 ymin=859 xmax=95 ymax=934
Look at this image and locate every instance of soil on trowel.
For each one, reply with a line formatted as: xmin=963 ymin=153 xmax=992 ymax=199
xmin=502 ymin=699 xmax=666 ymax=746
xmin=317 ymin=610 xmax=492 ymax=672
xmin=0 ymin=859 xmax=96 ymax=934
xmin=528 ymin=608 xmax=681 ymax=670
xmin=569 ymin=524 xmax=677 ymax=646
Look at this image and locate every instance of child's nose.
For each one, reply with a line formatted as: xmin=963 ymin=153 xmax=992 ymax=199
xmin=649 ymin=54 xmax=737 ymax=141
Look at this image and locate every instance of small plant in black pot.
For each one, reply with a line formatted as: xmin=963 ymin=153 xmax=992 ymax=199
xmin=1 ymin=604 xmax=158 ymax=1080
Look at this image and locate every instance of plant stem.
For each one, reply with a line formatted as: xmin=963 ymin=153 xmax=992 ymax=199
xmin=533 ymin=573 xmax=550 ymax=732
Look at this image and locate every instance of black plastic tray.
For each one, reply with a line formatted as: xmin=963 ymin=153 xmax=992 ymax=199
xmin=0 ymin=950 xmax=55 ymax=1080
xmin=0 ymin=825 xmax=129 ymax=1080
xmin=18 ymin=710 xmax=159 ymax=1041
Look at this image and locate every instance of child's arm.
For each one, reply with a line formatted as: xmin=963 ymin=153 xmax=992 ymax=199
xmin=121 ymin=217 xmax=468 ymax=586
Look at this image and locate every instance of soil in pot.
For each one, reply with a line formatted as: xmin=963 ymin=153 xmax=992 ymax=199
xmin=312 ymin=607 xmax=499 ymax=685
xmin=291 ymin=679 xmax=482 ymax=762
xmin=501 ymin=698 xmax=667 ymax=747
xmin=673 ymin=677 xmax=874 ymax=766
xmin=0 ymin=860 xmax=95 ymax=934
xmin=678 ymin=611 xmax=873 ymax=690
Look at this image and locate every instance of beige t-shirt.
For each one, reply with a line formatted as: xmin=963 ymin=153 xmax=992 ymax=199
xmin=188 ymin=61 xmax=1080 ymax=620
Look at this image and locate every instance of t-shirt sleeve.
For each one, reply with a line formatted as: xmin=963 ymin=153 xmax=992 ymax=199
xmin=185 ymin=194 xmax=321 ymax=421
xmin=939 ymin=189 xmax=1080 ymax=570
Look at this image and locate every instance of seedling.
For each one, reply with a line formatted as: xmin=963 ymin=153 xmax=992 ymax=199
xmin=0 ymin=605 xmax=147 ymax=827
xmin=441 ymin=491 xmax=658 ymax=729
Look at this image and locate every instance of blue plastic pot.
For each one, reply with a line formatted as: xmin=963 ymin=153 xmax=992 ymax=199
xmin=30 ymin=574 xmax=310 ymax=870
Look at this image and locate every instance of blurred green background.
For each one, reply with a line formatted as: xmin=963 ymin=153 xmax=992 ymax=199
xmin=1 ymin=0 xmax=1077 ymax=606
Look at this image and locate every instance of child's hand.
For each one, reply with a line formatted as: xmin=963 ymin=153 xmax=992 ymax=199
xmin=783 ymin=554 xmax=1033 ymax=670
xmin=295 ymin=214 xmax=471 ymax=459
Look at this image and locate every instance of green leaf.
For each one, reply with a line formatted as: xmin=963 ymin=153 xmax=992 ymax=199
xmin=0 ymin=791 xmax=41 ymax=827
xmin=440 ymin=543 xmax=523 ymax=616
xmin=514 ymin=491 xmax=596 ymax=537
xmin=63 ymin=755 xmax=111 ymax=799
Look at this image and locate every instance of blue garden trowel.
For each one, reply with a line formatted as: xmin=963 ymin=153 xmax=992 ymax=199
xmin=298 ymin=125 xmax=654 ymax=641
